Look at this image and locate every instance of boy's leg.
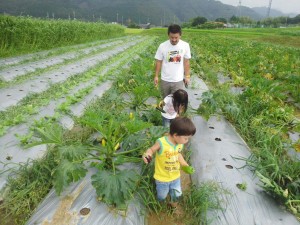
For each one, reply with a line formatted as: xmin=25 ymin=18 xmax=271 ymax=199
xmin=169 ymin=178 xmax=184 ymax=216
xmin=169 ymin=178 xmax=182 ymax=203
xmin=155 ymin=180 xmax=170 ymax=202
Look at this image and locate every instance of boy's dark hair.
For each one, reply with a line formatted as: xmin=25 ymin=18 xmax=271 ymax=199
xmin=172 ymin=89 xmax=188 ymax=114
xmin=168 ymin=24 xmax=182 ymax=35
xmin=170 ymin=117 xmax=196 ymax=136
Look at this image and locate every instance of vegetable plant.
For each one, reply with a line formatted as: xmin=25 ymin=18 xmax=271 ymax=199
xmin=26 ymin=108 xmax=166 ymax=210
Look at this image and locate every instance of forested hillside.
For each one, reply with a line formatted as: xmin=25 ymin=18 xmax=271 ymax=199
xmin=0 ymin=0 xmax=262 ymax=25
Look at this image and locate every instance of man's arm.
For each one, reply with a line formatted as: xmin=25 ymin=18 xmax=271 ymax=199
xmin=184 ymin=58 xmax=190 ymax=85
xmin=154 ymin=60 xmax=162 ymax=87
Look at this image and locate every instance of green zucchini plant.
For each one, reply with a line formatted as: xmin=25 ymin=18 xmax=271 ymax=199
xmin=26 ymin=109 xmax=166 ymax=211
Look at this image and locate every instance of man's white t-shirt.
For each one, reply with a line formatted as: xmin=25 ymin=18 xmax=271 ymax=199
xmin=154 ymin=39 xmax=191 ymax=82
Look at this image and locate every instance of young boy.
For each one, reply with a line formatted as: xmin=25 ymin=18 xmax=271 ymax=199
xmin=142 ymin=117 xmax=196 ymax=207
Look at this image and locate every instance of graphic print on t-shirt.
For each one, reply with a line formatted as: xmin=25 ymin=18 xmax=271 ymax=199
xmin=164 ymin=149 xmax=179 ymax=172
xmin=168 ymin=50 xmax=181 ymax=63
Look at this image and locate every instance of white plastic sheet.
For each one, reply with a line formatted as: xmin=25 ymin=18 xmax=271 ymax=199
xmin=26 ymin=169 xmax=145 ymax=225
xmin=189 ymin=115 xmax=299 ymax=225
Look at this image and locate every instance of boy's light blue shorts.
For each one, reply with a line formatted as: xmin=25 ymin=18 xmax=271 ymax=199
xmin=155 ymin=178 xmax=182 ymax=202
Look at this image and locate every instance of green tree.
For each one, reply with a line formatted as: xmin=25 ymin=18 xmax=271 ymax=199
xmin=191 ymin=16 xmax=207 ymax=27
xmin=229 ymin=15 xmax=239 ymax=23
xmin=215 ymin=18 xmax=227 ymax=24
xmin=288 ymin=14 xmax=300 ymax=24
xmin=238 ymin=16 xmax=254 ymax=26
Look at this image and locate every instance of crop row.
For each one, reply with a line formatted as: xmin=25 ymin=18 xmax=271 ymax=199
xmin=0 ymin=35 xmax=154 ymax=191
xmin=187 ymin=32 xmax=300 ymax=216
xmin=0 ymin=35 xmax=167 ymax=225
xmin=0 ymin=36 xmax=145 ymax=133
xmin=0 ymin=15 xmax=125 ymax=57
xmin=0 ymin=37 xmax=131 ymax=83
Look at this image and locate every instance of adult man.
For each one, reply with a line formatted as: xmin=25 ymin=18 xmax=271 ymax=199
xmin=154 ymin=24 xmax=191 ymax=98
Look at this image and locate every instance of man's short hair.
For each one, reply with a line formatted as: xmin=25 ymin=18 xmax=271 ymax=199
xmin=168 ymin=24 xmax=182 ymax=35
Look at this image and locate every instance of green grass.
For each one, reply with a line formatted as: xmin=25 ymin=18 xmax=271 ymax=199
xmin=125 ymin=28 xmax=145 ymax=34
xmin=183 ymin=183 xmax=228 ymax=225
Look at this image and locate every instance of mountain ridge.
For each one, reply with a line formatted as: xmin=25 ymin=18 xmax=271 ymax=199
xmin=0 ymin=0 xmax=288 ymax=25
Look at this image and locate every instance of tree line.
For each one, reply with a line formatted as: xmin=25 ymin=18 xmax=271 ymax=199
xmin=183 ymin=14 xmax=300 ymax=28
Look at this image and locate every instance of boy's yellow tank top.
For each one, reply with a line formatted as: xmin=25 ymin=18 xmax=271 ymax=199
xmin=154 ymin=136 xmax=184 ymax=182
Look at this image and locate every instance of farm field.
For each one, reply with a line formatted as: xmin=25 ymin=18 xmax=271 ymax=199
xmin=0 ymin=22 xmax=300 ymax=225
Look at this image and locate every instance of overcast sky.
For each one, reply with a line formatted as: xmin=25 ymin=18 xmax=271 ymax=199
xmin=218 ymin=0 xmax=300 ymax=14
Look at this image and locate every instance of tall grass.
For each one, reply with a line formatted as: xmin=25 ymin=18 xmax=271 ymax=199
xmin=0 ymin=15 xmax=125 ymax=57
xmin=183 ymin=183 xmax=226 ymax=225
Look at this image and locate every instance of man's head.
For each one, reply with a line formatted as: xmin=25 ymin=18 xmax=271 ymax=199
xmin=168 ymin=24 xmax=182 ymax=45
xmin=170 ymin=117 xmax=196 ymax=144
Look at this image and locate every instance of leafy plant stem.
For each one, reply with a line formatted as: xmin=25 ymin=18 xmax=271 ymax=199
xmin=114 ymin=146 xmax=142 ymax=155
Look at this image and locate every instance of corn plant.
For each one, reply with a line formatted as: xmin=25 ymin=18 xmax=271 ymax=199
xmin=0 ymin=15 xmax=125 ymax=57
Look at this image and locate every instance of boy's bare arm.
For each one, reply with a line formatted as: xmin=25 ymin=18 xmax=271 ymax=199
xmin=143 ymin=141 xmax=160 ymax=164
xmin=178 ymin=153 xmax=189 ymax=167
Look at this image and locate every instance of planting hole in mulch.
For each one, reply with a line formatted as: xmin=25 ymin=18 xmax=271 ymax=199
xmin=6 ymin=155 xmax=12 ymax=160
xmin=7 ymin=94 xmax=11 ymax=96
xmin=19 ymin=89 xmax=23 ymax=91
xmin=222 ymin=158 xmax=227 ymax=161
xmin=209 ymin=126 xmax=215 ymax=129
xmin=79 ymin=207 xmax=90 ymax=216
xmin=225 ymin=165 xmax=233 ymax=169
xmin=215 ymin=137 xmax=222 ymax=141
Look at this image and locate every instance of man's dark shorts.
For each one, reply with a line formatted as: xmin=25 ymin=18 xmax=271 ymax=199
xmin=160 ymin=80 xmax=184 ymax=98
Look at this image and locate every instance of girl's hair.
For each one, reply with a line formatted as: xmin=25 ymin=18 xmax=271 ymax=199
xmin=170 ymin=117 xmax=196 ymax=136
xmin=172 ymin=89 xmax=188 ymax=115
